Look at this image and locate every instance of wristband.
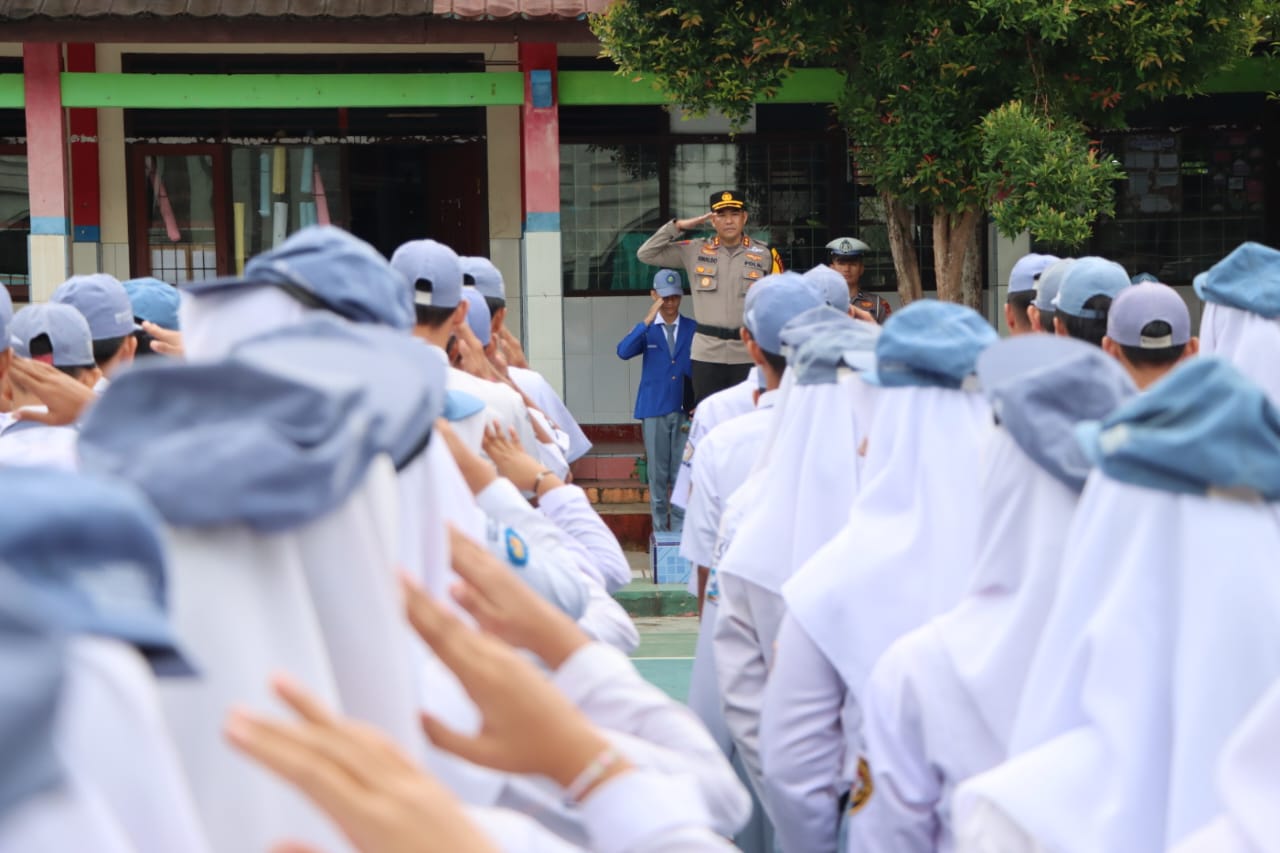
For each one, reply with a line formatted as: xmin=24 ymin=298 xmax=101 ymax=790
xmin=531 ymin=469 xmax=555 ymax=497
xmin=563 ymin=746 xmax=622 ymax=804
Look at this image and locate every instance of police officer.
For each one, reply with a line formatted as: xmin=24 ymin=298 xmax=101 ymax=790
xmin=827 ymin=236 xmax=892 ymax=324
xmin=637 ymin=190 xmax=783 ymax=405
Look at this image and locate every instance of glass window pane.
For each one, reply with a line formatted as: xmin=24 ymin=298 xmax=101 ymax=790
xmin=560 ymin=143 xmax=662 ymax=293
xmin=229 ymin=145 xmax=345 ymax=275
xmin=142 ymin=154 xmax=219 ymax=283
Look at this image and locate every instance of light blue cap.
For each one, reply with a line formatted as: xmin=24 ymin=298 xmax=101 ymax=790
xmin=653 ymin=268 xmax=683 ymax=299
xmin=1107 ymin=281 xmax=1190 ymax=349
xmin=392 ymin=238 xmax=463 ymax=311
xmin=742 ymin=271 xmax=825 ymax=355
xmin=802 ymin=264 xmax=851 ymax=314
xmin=1077 ymin=357 xmax=1280 ymax=500
xmin=461 ymin=257 xmax=506 ymax=303
xmin=444 ymin=389 xmax=485 ymax=422
xmin=0 ymin=467 xmax=194 ymax=676
xmin=781 ymin=306 xmax=880 ymax=384
xmin=863 ymin=300 xmax=997 ymax=389
xmin=1131 ymin=272 xmax=1160 ymax=284
xmin=123 ymin=277 xmax=181 ymax=331
xmin=0 ymin=569 xmax=66 ymax=819
xmin=1053 ymin=256 xmax=1130 ymax=319
xmin=978 ymin=335 xmax=1135 ymax=491
xmin=184 ymin=226 xmax=414 ymax=331
xmin=51 ymin=274 xmax=140 ymax=341
xmin=79 ymin=356 xmax=383 ymax=533
xmin=230 ymin=315 xmax=446 ymax=470
xmin=1193 ymin=242 xmax=1280 ymax=319
xmin=1008 ymin=253 xmax=1059 ymax=294
xmin=461 ymin=288 xmax=492 ymax=346
xmin=10 ymin=303 xmax=96 ymax=368
xmin=1033 ymin=257 xmax=1075 ymax=312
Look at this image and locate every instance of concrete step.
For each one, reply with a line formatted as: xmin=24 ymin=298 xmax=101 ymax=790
xmin=580 ymin=480 xmax=650 ymax=505
xmin=582 ymin=423 xmax=643 ymax=444
xmin=595 ymin=503 xmax=652 ymax=550
xmin=571 ymin=440 xmax=646 ymax=482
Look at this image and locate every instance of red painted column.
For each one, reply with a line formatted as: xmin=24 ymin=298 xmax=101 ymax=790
xmin=22 ymin=42 xmax=70 ymax=298
xmin=517 ymin=42 xmax=565 ymax=393
xmin=519 ymin=42 xmax=560 ymax=233
xmin=67 ymin=43 xmax=100 ymax=246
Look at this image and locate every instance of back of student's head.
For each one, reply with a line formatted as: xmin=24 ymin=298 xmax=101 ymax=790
xmin=1058 ymin=295 xmax=1113 ymax=346
xmin=1118 ymin=320 xmax=1188 ymax=367
xmin=28 ymin=333 xmax=94 ymax=380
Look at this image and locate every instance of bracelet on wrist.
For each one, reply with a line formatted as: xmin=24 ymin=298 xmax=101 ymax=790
xmin=562 ymin=746 xmax=624 ymax=805
xmin=531 ymin=469 xmax=555 ymax=497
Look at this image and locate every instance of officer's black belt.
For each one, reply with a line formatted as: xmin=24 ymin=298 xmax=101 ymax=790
xmin=697 ymin=324 xmax=741 ymax=341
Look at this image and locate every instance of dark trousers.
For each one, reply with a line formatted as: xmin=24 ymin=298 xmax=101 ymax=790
xmin=691 ymin=360 xmax=753 ymax=407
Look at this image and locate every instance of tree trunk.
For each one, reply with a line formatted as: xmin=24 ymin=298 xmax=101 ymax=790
xmin=883 ymin=192 xmax=922 ymax=304
xmin=932 ymin=208 xmax=982 ymax=305
xmin=961 ymin=221 xmax=985 ymax=312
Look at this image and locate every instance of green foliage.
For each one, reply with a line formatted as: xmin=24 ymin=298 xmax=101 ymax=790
xmin=591 ymin=1 xmax=850 ymax=126
xmin=593 ymin=0 xmax=1267 ymax=281
xmin=978 ymin=102 xmax=1125 ymax=247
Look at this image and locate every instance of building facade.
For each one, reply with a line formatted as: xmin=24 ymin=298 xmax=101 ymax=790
xmin=0 ymin=3 xmax=1275 ymax=422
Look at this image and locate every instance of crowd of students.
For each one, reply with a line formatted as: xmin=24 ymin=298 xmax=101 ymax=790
xmin=0 ymin=228 xmax=1278 ymax=852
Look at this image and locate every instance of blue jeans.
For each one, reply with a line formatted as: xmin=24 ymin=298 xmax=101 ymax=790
xmin=642 ymin=411 xmax=688 ymax=532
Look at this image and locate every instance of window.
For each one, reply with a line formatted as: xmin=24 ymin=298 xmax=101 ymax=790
xmin=0 ymin=152 xmax=28 ymax=303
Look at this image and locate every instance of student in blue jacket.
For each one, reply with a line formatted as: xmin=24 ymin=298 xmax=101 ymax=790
xmin=617 ymin=269 xmax=697 ymax=533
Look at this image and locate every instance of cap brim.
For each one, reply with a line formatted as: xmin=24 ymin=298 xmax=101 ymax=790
xmin=180 ymin=275 xmax=268 ymax=296
xmin=1192 ymin=271 xmax=1209 ymax=300
xmin=842 ymin=349 xmax=877 ymax=372
xmin=710 ymin=202 xmax=745 ymax=211
xmin=1074 ymin=420 xmax=1105 ymax=466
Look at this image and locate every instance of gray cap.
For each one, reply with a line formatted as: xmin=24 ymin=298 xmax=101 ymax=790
xmin=51 ymin=273 xmax=140 ymax=341
xmin=653 ymin=269 xmax=683 ymax=298
xmin=0 ymin=569 xmax=66 ymax=820
xmin=10 ymin=303 xmax=96 ymax=368
xmin=461 ymin=287 xmax=492 ymax=346
xmin=743 ymin=272 xmax=825 ymax=355
xmin=1033 ymin=258 xmax=1076 ymax=312
xmin=781 ymin=306 xmax=880 ymax=384
xmin=392 ymin=239 xmax=464 ymax=311
xmin=0 ymin=466 xmax=195 ymax=676
xmin=803 ymin=264 xmax=851 ymax=314
xmin=977 ymin=335 xmax=1136 ymax=491
xmin=1053 ymin=256 xmax=1130 ymax=319
xmin=460 ymin=256 xmax=505 ymax=303
xmin=1107 ymin=282 xmax=1190 ymax=349
xmin=1008 ymin=253 xmax=1059 ymax=295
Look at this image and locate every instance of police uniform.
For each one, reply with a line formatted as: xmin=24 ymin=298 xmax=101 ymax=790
xmin=637 ymin=191 xmax=783 ymax=401
xmin=827 ymin=237 xmax=893 ymax=325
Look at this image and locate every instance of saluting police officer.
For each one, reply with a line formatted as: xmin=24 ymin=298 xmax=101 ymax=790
xmin=638 ymin=190 xmax=784 ymax=405
xmin=827 ymin=236 xmax=893 ymax=324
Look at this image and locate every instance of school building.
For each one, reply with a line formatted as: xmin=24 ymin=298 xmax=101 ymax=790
xmin=0 ymin=3 xmax=1276 ymax=424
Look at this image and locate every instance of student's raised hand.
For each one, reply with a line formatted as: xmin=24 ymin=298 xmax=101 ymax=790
xmin=224 ymin=675 xmax=499 ymax=853
xmin=8 ymin=358 xmax=96 ymax=425
xmin=849 ymin=305 xmax=876 ymax=324
xmin=445 ymin=524 xmax=588 ymax=669
xmin=496 ymin=326 xmax=528 ymax=370
xmin=404 ymin=572 xmax=621 ymax=788
xmin=644 ymin=294 xmax=664 ymax=325
xmin=481 ymin=421 xmax=544 ymax=490
xmin=142 ymin=322 xmax=184 ymax=358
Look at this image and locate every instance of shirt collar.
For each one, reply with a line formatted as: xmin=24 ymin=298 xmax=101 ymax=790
xmin=757 ymin=388 xmax=780 ymax=409
xmin=655 ymin=315 xmax=679 ymax=329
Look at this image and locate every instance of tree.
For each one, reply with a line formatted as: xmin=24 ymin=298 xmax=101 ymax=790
xmin=593 ymin=0 xmax=1267 ymax=306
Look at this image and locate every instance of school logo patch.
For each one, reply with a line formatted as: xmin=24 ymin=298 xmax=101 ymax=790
xmin=505 ymin=528 xmax=529 ymax=567
xmin=848 ymin=757 xmax=874 ymax=815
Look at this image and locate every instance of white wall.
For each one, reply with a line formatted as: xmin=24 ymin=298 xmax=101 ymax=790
xmin=563 ymin=294 xmax=653 ymax=425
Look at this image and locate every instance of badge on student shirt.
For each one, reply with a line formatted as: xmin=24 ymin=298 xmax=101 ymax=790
xmin=505 ymin=528 xmax=529 ymax=567
xmin=847 ymin=757 xmax=874 ymax=815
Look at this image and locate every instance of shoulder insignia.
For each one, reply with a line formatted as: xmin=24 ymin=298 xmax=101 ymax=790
xmin=847 ymin=757 xmax=874 ymax=816
xmin=504 ymin=528 xmax=529 ymax=567
xmin=742 ymin=235 xmax=752 ymax=247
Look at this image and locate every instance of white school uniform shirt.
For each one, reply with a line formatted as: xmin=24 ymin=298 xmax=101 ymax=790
xmin=0 ymin=411 xmax=78 ymax=471
xmin=0 ymin=772 xmax=136 ymax=853
xmin=679 ymin=389 xmax=779 ymax=574
xmin=770 ymin=386 xmax=992 ymax=853
xmin=55 ymin=636 xmax=211 ymax=853
xmin=1200 ymin=301 xmax=1280 ymax=407
xmin=671 ymin=368 xmax=759 ymax=516
xmin=510 ymin=365 xmax=593 ymax=463
xmin=847 ymin=429 xmax=1080 ymax=853
xmin=1173 ymin=678 xmax=1280 ymax=853
xmin=539 ymin=484 xmax=634 ymax=594
xmin=955 ymin=476 xmax=1280 ymax=853
xmin=449 ymin=365 xmax=569 ymax=479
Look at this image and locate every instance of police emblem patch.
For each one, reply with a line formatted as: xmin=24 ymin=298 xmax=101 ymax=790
xmin=848 ymin=757 xmax=874 ymax=815
xmin=721 ymin=191 xmax=732 ymax=202
xmin=505 ymin=528 xmax=529 ymax=566
xmin=839 ymin=238 xmax=854 ymax=252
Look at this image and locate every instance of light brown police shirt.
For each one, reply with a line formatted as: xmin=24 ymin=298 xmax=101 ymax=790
xmin=637 ymin=220 xmax=782 ymax=364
